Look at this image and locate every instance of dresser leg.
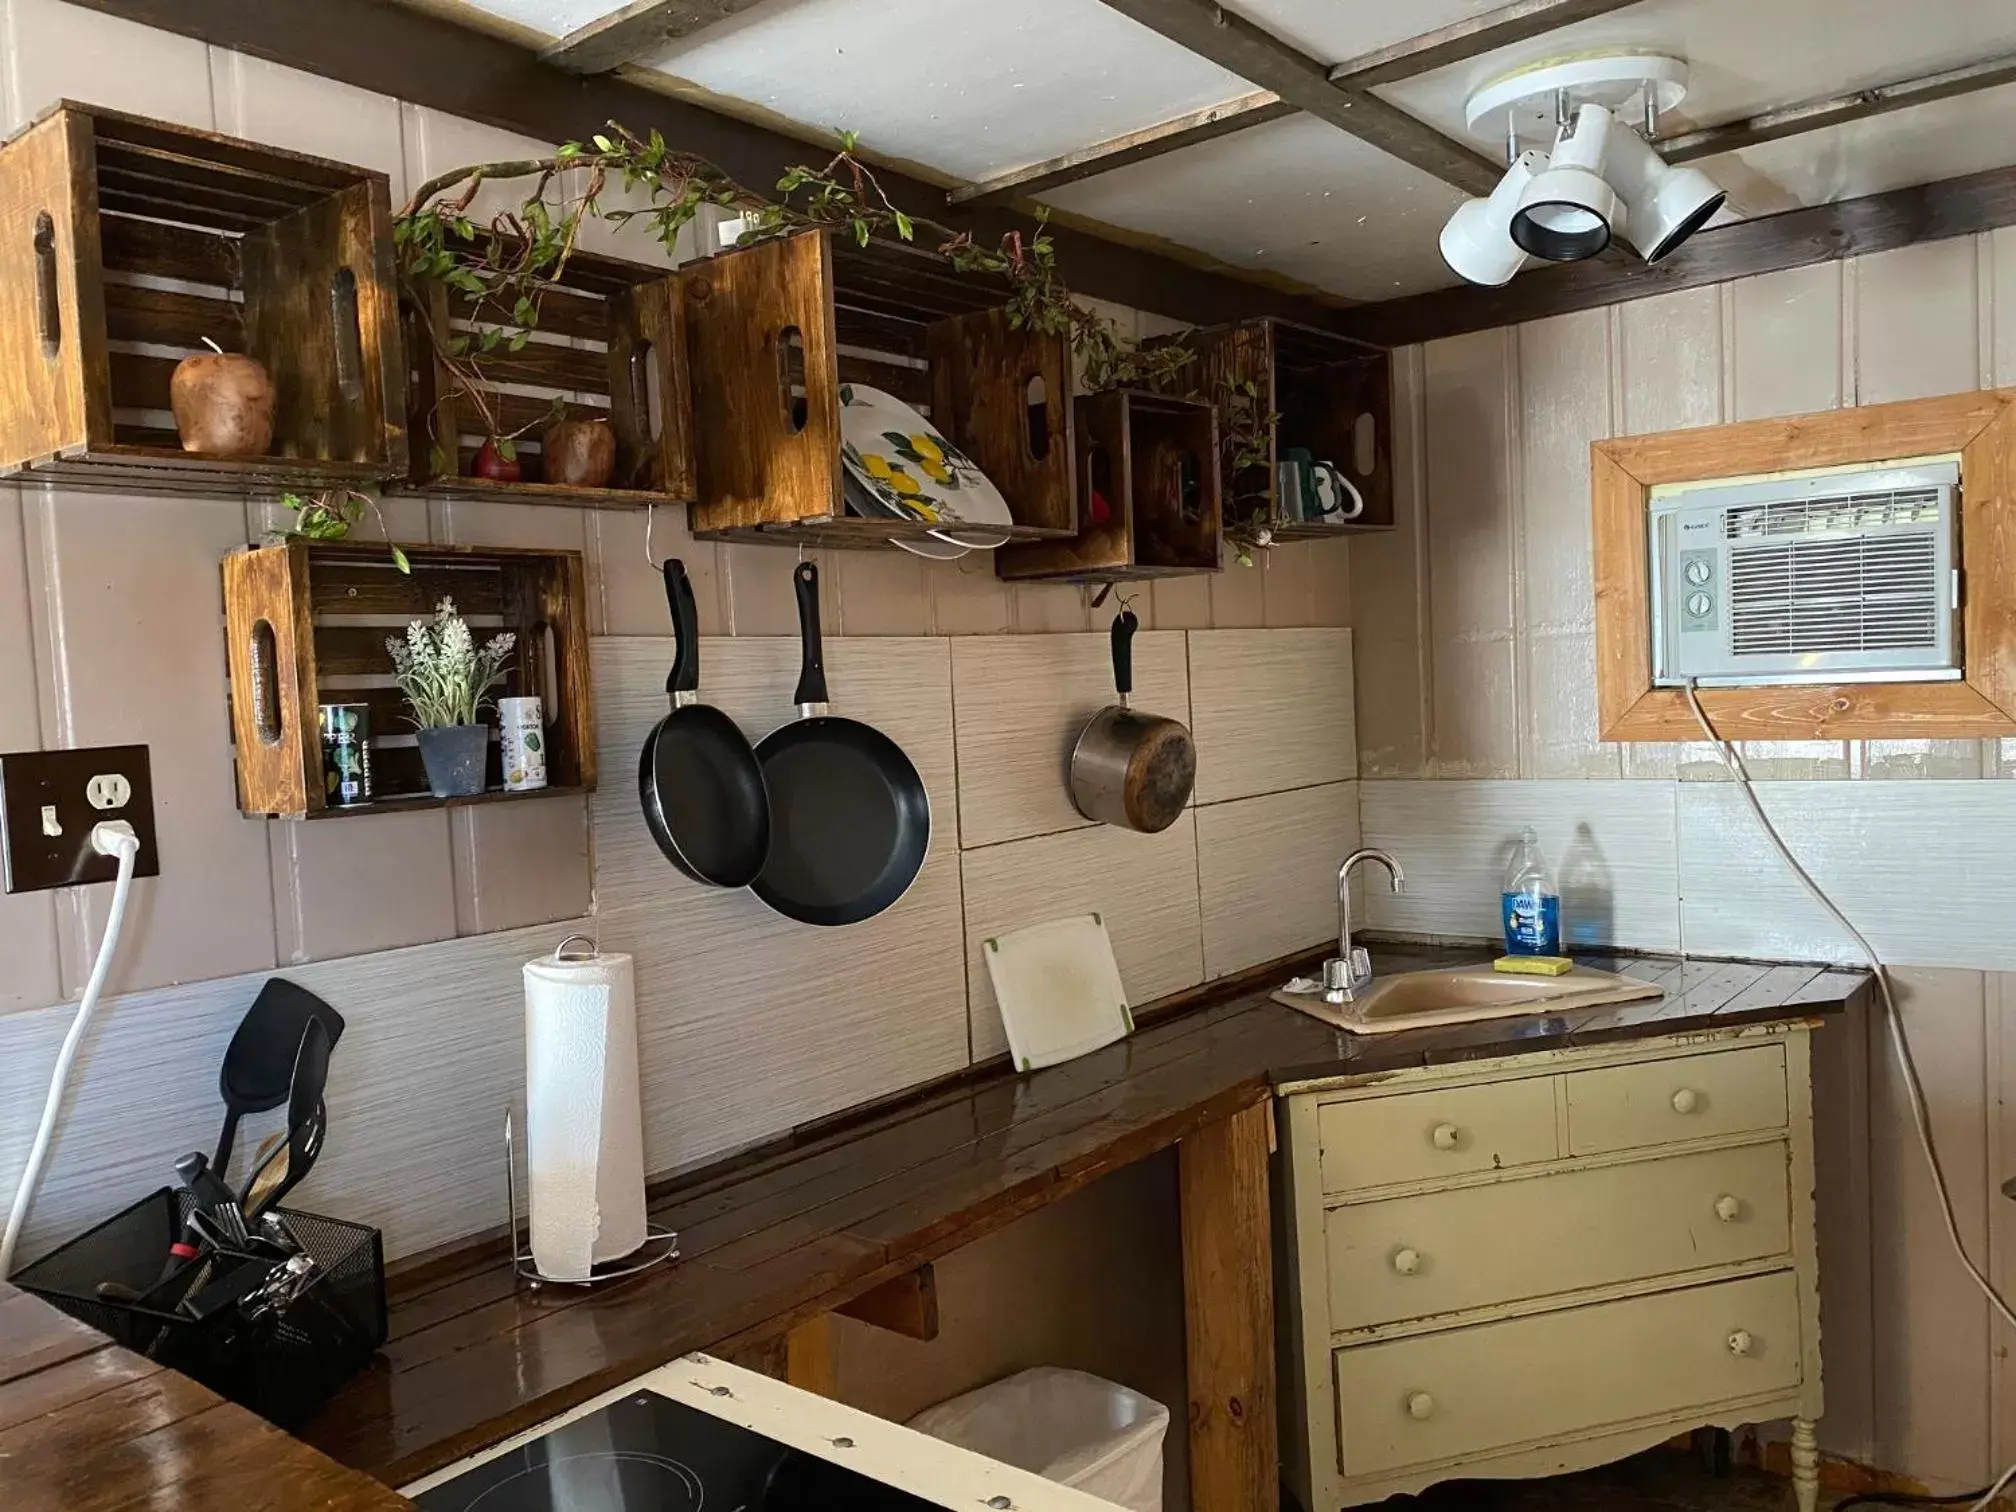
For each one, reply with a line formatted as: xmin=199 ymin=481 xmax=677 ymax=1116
xmin=1790 ymin=1417 xmax=1820 ymax=1512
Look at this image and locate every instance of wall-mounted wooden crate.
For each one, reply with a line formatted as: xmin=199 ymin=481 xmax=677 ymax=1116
xmin=997 ymin=390 xmax=1220 ymax=582
xmin=401 ymin=246 xmax=694 ymax=508
xmin=222 ymin=541 xmax=594 ymax=819
xmin=1148 ymin=316 xmax=1392 ymax=537
xmin=0 ymin=101 xmax=405 ymax=490
xmin=675 ymin=227 xmax=1077 ymax=548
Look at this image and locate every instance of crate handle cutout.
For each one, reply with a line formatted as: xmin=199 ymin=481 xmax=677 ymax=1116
xmin=330 ymin=267 xmax=363 ymax=401
xmin=777 ymin=325 xmax=808 ymax=435
xmin=32 ymin=212 xmax=59 ymax=359
xmin=1025 ymin=373 xmax=1050 ymax=462
xmin=629 ymin=339 xmax=665 ymax=443
xmin=247 ymin=619 xmax=283 ymax=747
xmin=1354 ymin=410 xmax=1378 ymax=479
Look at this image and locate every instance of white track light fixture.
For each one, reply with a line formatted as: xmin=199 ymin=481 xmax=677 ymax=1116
xmin=1438 ymin=149 xmax=1547 ymax=286
xmin=1442 ymin=54 xmax=1726 ymax=285
xmin=1511 ymin=103 xmax=1620 ymax=262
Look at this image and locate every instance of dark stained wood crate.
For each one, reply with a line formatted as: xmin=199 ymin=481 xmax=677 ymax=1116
xmin=0 ymin=101 xmax=406 ymax=490
xmin=997 ymin=390 xmax=1220 ymax=582
xmin=675 ymin=227 xmax=1077 ymax=549
xmin=221 ymin=541 xmax=594 ymax=819
xmin=400 ymin=244 xmax=695 ymax=509
xmin=1147 ymin=316 xmax=1393 ymax=538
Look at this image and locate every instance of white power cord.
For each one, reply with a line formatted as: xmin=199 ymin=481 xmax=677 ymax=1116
xmin=0 ymin=820 xmax=143 ymax=1280
xmin=1682 ymin=682 xmax=2016 ymax=1510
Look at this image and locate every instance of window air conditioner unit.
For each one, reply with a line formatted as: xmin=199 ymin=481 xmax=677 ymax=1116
xmin=1649 ymin=460 xmax=1961 ymax=687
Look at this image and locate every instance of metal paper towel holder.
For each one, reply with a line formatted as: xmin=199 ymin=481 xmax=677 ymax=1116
xmin=504 ymin=1106 xmax=680 ymax=1290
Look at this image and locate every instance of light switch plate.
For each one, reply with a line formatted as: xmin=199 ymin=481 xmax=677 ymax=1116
xmin=0 ymin=745 xmax=161 ymax=893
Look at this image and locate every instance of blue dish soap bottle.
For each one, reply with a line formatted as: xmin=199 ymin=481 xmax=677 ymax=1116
xmin=1502 ymin=827 xmax=1562 ymax=957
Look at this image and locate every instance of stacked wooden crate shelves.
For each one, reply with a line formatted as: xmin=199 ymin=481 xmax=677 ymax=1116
xmin=0 ymin=101 xmax=406 ymax=489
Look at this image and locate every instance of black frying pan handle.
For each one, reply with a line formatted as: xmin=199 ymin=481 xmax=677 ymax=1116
xmin=1110 ymin=610 xmax=1138 ymax=699
xmin=792 ymin=561 xmax=830 ymax=706
xmin=663 ymin=559 xmax=699 ymax=697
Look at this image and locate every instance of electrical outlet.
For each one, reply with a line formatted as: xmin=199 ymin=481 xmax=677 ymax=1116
xmin=0 ymin=745 xmax=161 ymax=893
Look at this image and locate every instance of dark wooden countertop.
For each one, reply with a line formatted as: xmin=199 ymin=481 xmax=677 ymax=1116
xmin=291 ymin=943 xmax=1868 ymax=1488
xmin=0 ymin=1280 xmax=414 ymax=1511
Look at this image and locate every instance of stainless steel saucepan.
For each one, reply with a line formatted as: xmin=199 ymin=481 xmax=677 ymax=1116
xmin=1068 ymin=610 xmax=1196 ymax=833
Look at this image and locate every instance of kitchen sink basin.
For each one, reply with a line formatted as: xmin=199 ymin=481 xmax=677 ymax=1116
xmin=1273 ymin=963 xmax=1662 ymax=1035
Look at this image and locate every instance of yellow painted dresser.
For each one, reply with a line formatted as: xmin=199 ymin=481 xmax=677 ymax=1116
xmin=1275 ymin=1022 xmax=1822 ymax=1512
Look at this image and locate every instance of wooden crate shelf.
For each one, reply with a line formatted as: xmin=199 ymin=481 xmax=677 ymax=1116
xmin=997 ymin=390 xmax=1220 ymax=583
xmin=222 ymin=541 xmax=594 ymax=819
xmin=400 ymin=245 xmax=695 ymax=509
xmin=675 ymin=227 xmax=1077 ymax=548
xmin=0 ymin=101 xmax=406 ymax=490
xmin=1148 ymin=316 xmax=1392 ymax=538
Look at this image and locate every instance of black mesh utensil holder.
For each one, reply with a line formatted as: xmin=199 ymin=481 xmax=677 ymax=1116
xmin=11 ymin=1186 xmax=387 ymax=1428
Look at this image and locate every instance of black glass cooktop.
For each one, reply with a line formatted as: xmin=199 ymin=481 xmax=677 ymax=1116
xmin=413 ymin=1389 xmax=942 ymax=1512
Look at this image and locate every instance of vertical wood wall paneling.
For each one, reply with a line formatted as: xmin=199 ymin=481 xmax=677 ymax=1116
xmin=0 ymin=485 xmax=59 ymax=1011
xmin=959 ymin=818 xmax=1204 ymax=1063
xmin=1187 ymin=628 xmax=1355 ymax=804
xmin=950 ymin=631 xmax=1192 ymax=850
xmin=1349 ymin=345 xmax=1429 ymax=777
xmin=1422 ymin=329 xmax=1520 ymax=777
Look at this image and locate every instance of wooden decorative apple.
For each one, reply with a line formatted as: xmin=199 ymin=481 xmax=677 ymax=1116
xmin=170 ymin=351 xmax=274 ymax=457
xmin=543 ymin=417 xmax=616 ymax=489
xmin=470 ymin=438 xmax=522 ymax=483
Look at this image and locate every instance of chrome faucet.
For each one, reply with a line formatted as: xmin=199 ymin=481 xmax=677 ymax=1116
xmin=1325 ymin=848 xmax=1406 ymax=1003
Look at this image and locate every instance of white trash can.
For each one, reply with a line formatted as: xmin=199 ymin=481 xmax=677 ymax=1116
xmin=907 ymin=1367 xmax=1171 ymax=1512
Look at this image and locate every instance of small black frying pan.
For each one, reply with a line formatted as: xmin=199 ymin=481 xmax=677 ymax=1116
xmin=752 ymin=563 xmax=930 ymax=927
xmin=639 ymin=559 xmax=771 ymax=887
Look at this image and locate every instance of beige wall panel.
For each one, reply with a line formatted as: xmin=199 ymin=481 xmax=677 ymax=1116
xmin=270 ymin=810 xmax=457 ymax=964
xmin=834 ymin=551 xmax=933 ymax=636
xmin=211 ymin=47 xmax=407 ymax=195
xmin=587 ymin=506 xmax=725 ymax=637
xmin=1210 ymin=562 xmax=1267 ymax=629
xmin=1152 ymin=573 xmax=1215 ymax=631
xmin=449 ymin=793 xmax=592 ymax=935
xmin=1351 ymin=345 xmax=1428 ymax=778
xmin=959 ymin=817 xmax=1203 ymax=1064
xmin=0 ymin=488 xmax=59 ymax=1013
xmin=1855 ymin=240 xmax=1981 ymax=406
xmin=949 ymin=630 xmax=1190 ymax=849
xmin=5 ymin=0 xmax=212 ymax=130
xmin=1730 ymin=263 xmax=1843 ymax=421
xmin=1188 ymin=627 xmax=1355 ymax=803
xmin=1196 ymin=781 xmax=1359 ymax=980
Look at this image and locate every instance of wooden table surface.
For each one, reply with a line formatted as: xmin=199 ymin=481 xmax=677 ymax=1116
xmin=0 ymin=1280 xmax=413 ymax=1511
xmin=295 ymin=943 xmax=1868 ymax=1489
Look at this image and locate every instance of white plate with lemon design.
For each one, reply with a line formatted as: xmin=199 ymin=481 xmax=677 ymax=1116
xmin=838 ymin=383 xmax=1014 ymax=531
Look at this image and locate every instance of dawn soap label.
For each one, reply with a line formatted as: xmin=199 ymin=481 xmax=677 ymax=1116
xmin=1502 ymin=890 xmax=1562 ymax=956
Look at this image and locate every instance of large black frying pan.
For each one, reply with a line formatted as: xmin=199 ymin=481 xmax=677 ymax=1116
xmin=639 ymin=559 xmax=771 ymax=887
xmin=752 ymin=563 xmax=930 ymax=926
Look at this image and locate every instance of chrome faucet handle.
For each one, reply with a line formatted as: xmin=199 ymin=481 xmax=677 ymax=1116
xmin=1320 ymin=947 xmax=1374 ymax=1004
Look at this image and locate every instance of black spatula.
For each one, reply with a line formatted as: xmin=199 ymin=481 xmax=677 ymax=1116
xmin=214 ymin=978 xmax=345 ymax=1181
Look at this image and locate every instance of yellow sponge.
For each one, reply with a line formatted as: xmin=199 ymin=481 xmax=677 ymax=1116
xmin=1494 ymin=954 xmax=1575 ymax=976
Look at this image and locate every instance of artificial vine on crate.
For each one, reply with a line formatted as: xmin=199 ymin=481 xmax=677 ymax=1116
xmin=389 ymin=123 xmax=1194 ymax=471
xmin=274 ymin=489 xmax=411 ymax=573
xmin=1218 ymin=374 xmax=1281 ymax=565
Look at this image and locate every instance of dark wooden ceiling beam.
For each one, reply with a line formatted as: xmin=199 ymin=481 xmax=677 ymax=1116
xmin=1330 ymin=160 xmax=2016 ymax=348
xmin=1658 ymin=51 xmax=2016 ymax=162
xmin=541 ymin=0 xmax=763 ymax=77
xmin=56 ymin=0 xmax=1348 ymax=332
xmin=1089 ymin=0 xmax=1504 ymax=194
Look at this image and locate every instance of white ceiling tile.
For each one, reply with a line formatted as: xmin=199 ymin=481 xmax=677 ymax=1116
xmin=634 ymin=0 xmax=1254 ymax=181
xmin=1044 ymin=113 xmax=1467 ymax=301
xmin=1229 ymin=0 xmax=1506 ymax=66
xmin=454 ymin=0 xmax=628 ymax=38
xmin=1383 ymin=0 xmax=2016 ymax=146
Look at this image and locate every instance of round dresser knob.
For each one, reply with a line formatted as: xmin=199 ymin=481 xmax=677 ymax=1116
xmin=1671 ymin=1087 xmax=1701 ymax=1114
xmin=1406 ymin=1392 xmax=1436 ymax=1420
xmin=1727 ymin=1329 xmax=1754 ymax=1357
xmin=1430 ymin=1123 xmax=1461 ymax=1150
xmin=1392 ymin=1247 xmax=1421 ymax=1276
xmin=1714 ymin=1195 xmax=1742 ymax=1223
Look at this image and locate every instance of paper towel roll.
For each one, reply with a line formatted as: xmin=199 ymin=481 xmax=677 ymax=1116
xmin=523 ymin=942 xmax=647 ymax=1282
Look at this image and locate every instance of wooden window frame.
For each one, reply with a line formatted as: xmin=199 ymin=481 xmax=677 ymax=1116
xmin=1592 ymin=388 xmax=2016 ymax=742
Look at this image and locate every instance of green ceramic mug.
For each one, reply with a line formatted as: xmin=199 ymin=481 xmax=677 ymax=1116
xmin=1279 ymin=447 xmax=1365 ymax=523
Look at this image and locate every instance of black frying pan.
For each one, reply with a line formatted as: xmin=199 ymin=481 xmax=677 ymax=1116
xmin=752 ymin=563 xmax=930 ymax=927
xmin=639 ymin=559 xmax=771 ymax=887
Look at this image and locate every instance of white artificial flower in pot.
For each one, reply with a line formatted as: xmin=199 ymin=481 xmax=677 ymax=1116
xmin=386 ymin=598 xmax=517 ymax=798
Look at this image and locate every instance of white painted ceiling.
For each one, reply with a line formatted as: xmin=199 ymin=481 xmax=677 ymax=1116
xmin=436 ymin=0 xmax=2016 ymax=305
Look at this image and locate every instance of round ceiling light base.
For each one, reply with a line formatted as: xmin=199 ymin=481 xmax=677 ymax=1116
xmin=1463 ymin=53 xmax=1689 ymax=147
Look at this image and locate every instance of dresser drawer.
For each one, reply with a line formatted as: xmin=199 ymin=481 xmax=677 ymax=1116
xmin=1326 ymin=1141 xmax=1791 ymax=1331
xmin=1319 ymin=1076 xmax=1558 ymax=1194
xmin=1334 ymin=1271 xmax=1802 ymax=1477
xmin=1566 ymin=1044 xmax=1787 ymax=1156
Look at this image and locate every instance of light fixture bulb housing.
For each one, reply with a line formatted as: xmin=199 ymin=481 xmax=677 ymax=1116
xmin=1511 ymin=103 xmax=1620 ymax=262
xmin=1602 ymin=124 xmax=1727 ymax=263
xmin=1439 ymin=149 xmax=1547 ymax=287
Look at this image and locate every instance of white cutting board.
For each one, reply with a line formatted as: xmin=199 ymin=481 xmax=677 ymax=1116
xmin=984 ymin=914 xmax=1134 ymax=1073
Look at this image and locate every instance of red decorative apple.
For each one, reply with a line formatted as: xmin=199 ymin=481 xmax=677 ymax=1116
xmin=170 ymin=351 xmax=274 ymax=457
xmin=470 ymin=437 xmax=521 ymax=483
